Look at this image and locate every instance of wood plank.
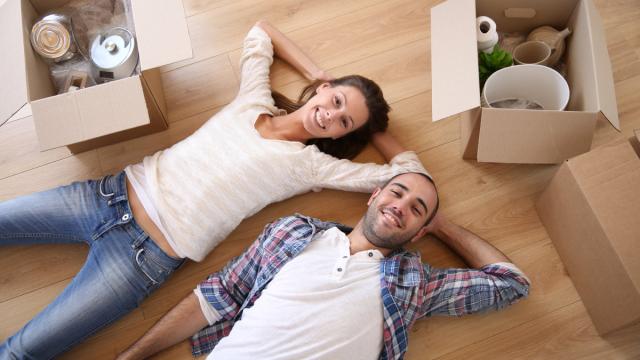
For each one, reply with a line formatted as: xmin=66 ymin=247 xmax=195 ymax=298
xmin=0 ymin=116 xmax=72 ymax=180
xmin=228 ymin=0 xmax=430 ymax=89
xmin=387 ymin=91 xmax=459 ymax=154
xmin=0 ymin=150 xmax=102 ymax=201
xmin=277 ymin=38 xmax=430 ymax=105
xmin=162 ymin=54 xmax=238 ymax=122
xmin=0 ymin=244 xmax=86 ymax=303
xmin=434 ymin=301 xmax=640 ymax=360
xmin=162 ymin=0 xmax=387 ymax=71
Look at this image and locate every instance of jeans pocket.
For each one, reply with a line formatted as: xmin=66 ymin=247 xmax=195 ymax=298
xmin=131 ymin=247 xmax=173 ymax=292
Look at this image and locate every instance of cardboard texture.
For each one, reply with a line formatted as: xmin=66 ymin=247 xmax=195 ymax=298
xmin=430 ymin=0 xmax=620 ymax=164
xmin=0 ymin=0 xmax=193 ymax=151
xmin=536 ymin=136 xmax=640 ymax=335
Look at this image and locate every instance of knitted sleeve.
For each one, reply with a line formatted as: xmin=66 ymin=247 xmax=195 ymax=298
xmin=236 ymin=25 xmax=275 ymax=107
xmin=308 ymin=149 xmax=430 ymax=193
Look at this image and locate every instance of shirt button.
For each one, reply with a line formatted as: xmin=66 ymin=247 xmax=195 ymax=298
xmin=337 ymin=267 xmax=343 ymax=272
xmin=122 ymin=213 xmax=130 ymax=221
xmin=368 ymin=252 xmax=373 ymax=257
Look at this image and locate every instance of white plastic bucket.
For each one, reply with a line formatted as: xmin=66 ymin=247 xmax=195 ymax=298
xmin=482 ymin=64 xmax=570 ymax=111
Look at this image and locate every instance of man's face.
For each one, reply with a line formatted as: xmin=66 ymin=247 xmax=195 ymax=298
xmin=362 ymin=173 xmax=438 ymax=250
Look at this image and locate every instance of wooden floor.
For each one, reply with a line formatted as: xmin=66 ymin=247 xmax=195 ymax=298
xmin=2 ymin=0 xmax=640 ymax=358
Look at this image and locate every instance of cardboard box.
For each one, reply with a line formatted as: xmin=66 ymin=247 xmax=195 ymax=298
xmin=0 ymin=0 xmax=193 ymax=151
xmin=430 ymin=0 xmax=620 ymax=164
xmin=536 ymin=131 xmax=640 ymax=335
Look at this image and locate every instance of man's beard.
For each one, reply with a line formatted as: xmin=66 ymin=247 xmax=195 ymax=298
xmin=362 ymin=202 xmax=420 ymax=250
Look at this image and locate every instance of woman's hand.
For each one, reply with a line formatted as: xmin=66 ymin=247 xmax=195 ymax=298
xmin=311 ymin=70 xmax=335 ymax=82
xmin=256 ymin=20 xmax=328 ymax=84
xmin=371 ymin=131 xmax=406 ymax=162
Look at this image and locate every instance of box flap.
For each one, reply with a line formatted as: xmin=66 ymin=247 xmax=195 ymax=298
xmin=0 ymin=0 xmax=29 ymax=124
xmin=430 ymin=0 xmax=480 ymax=121
xmin=584 ymin=0 xmax=619 ymax=130
xmin=477 ymin=108 xmax=597 ymax=164
xmin=130 ymin=0 xmax=193 ymax=70
xmin=31 ymin=76 xmax=150 ymax=150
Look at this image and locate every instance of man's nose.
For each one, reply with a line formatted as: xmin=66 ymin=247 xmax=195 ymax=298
xmin=391 ymin=205 xmax=404 ymax=217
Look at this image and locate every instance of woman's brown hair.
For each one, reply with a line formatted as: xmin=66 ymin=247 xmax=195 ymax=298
xmin=272 ymin=75 xmax=390 ymax=159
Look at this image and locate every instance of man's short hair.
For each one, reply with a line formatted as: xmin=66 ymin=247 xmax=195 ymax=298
xmin=381 ymin=172 xmax=439 ymax=226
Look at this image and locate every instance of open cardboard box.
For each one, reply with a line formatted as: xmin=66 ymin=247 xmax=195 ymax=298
xmin=0 ymin=0 xmax=192 ymax=152
xmin=431 ymin=0 xmax=619 ymax=164
xmin=536 ymin=130 xmax=640 ymax=336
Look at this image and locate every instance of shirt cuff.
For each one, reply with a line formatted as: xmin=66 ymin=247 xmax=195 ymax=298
xmin=390 ymin=151 xmax=431 ymax=180
xmin=491 ymin=262 xmax=531 ymax=284
xmin=194 ymin=286 xmax=223 ymax=325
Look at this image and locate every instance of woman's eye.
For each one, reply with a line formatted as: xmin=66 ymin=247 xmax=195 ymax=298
xmin=413 ymin=207 xmax=421 ymax=216
xmin=334 ymin=96 xmax=341 ymax=106
xmin=341 ymin=119 xmax=348 ymax=128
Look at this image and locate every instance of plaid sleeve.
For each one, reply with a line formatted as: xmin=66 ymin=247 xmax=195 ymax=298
xmin=420 ymin=262 xmax=530 ymax=317
xmin=196 ymin=220 xmax=276 ymax=320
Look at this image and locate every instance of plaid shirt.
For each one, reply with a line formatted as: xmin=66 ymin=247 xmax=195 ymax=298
xmin=191 ymin=215 xmax=530 ymax=359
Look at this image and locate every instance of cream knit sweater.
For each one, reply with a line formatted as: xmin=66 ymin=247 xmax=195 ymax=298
xmin=129 ymin=26 xmax=428 ymax=261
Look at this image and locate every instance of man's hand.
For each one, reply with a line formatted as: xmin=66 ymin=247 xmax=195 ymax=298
xmin=423 ymin=214 xmax=511 ymax=269
xmin=116 ymin=292 xmax=209 ymax=360
xmin=422 ymin=211 xmax=445 ymax=236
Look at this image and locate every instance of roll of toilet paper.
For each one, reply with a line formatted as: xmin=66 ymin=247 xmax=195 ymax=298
xmin=476 ymin=16 xmax=499 ymax=54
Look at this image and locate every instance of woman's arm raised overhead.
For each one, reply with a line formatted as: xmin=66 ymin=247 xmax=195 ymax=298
xmin=256 ymin=20 xmax=333 ymax=82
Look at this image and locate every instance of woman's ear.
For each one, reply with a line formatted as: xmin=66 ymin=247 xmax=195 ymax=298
xmin=316 ymin=82 xmax=331 ymax=94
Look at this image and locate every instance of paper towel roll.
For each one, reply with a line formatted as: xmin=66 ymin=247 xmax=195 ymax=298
xmin=476 ymin=16 xmax=499 ymax=54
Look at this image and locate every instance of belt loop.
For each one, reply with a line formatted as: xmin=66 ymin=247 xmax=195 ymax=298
xmin=99 ymin=175 xmax=115 ymax=198
xmin=130 ymin=232 xmax=148 ymax=249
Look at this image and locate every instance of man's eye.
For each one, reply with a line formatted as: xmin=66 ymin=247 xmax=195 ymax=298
xmin=413 ymin=207 xmax=421 ymax=215
xmin=391 ymin=190 xmax=400 ymax=197
xmin=341 ymin=119 xmax=348 ymax=128
xmin=335 ymin=96 xmax=341 ymax=106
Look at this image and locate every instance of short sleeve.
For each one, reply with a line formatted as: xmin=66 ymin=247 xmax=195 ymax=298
xmin=194 ymin=287 xmax=223 ymax=325
xmin=236 ymin=25 xmax=275 ymax=108
xmin=308 ymin=148 xmax=430 ymax=193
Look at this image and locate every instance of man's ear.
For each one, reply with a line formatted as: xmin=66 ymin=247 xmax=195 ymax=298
xmin=409 ymin=226 xmax=429 ymax=243
xmin=367 ymin=188 xmax=381 ymax=206
xmin=316 ymin=82 xmax=331 ymax=94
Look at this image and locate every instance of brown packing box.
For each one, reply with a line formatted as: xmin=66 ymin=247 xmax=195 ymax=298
xmin=536 ymin=130 xmax=640 ymax=336
xmin=430 ymin=0 xmax=620 ymax=164
xmin=0 ymin=0 xmax=193 ymax=151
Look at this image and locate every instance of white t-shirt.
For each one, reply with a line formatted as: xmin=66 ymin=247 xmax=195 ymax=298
xmin=125 ymin=26 xmax=428 ymax=261
xmin=196 ymin=227 xmax=384 ymax=360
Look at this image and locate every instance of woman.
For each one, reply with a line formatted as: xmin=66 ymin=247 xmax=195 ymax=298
xmin=0 ymin=21 xmax=426 ymax=359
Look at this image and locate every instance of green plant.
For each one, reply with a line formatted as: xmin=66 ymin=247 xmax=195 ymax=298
xmin=478 ymin=45 xmax=513 ymax=87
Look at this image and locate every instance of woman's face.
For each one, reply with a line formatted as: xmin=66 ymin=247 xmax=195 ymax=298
xmin=300 ymin=83 xmax=370 ymax=139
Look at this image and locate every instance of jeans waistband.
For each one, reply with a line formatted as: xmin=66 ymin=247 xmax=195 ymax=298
xmin=98 ymin=172 xmax=184 ymax=269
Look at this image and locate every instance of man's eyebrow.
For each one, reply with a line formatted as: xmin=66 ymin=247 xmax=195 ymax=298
xmin=416 ymin=197 xmax=429 ymax=214
xmin=391 ymin=182 xmax=408 ymax=191
xmin=392 ymin=182 xmax=429 ymax=214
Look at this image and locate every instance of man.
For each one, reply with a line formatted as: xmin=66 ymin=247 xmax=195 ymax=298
xmin=118 ymin=172 xmax=530 ymax=360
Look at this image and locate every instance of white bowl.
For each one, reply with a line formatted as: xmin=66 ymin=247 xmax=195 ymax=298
xmin=482 ymin=64 xmax=570 ymax=111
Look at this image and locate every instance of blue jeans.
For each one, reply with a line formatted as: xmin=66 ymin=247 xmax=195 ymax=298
xmin=0 ymin=172 xmax=184 ymax=360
